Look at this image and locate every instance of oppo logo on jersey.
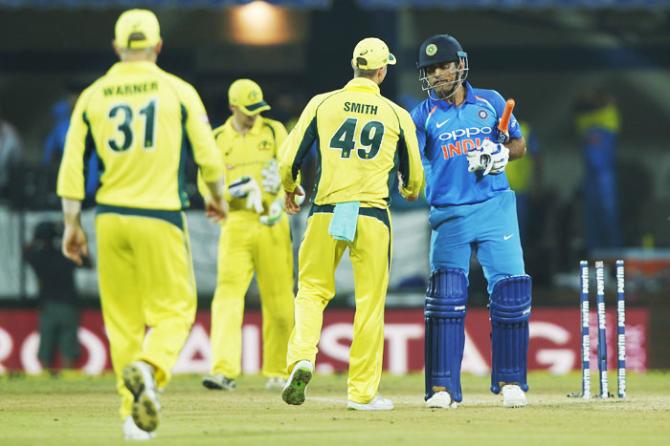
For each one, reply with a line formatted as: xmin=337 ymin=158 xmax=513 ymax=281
xmin=438 ymin=126 xmax=492 ymax=141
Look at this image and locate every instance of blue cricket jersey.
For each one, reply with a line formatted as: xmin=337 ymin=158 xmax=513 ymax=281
xmin=411 ymin=82 xmax=522 ymax=207
xmin=583 ymin=128 xmax=617 ymax=173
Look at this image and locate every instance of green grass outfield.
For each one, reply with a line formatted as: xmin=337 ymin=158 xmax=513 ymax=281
xmin=1 ymin=372 xmax=669 ymax=445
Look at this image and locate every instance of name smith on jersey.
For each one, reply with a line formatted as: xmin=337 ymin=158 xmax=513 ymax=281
xmin=343 ymin=102 xmax=378 ymax=115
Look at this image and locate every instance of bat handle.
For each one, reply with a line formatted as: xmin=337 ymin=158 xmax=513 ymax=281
xmin=496 ymin=98 xmax=516 ymax=144
xmin=498 ymin=99 xmax=515 ymax=128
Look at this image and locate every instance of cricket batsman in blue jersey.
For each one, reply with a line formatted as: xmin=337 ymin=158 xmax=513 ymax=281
xmin=411 ymin=34 xmax=531 ymax=409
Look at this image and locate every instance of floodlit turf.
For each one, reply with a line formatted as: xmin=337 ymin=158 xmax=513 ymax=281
xmin=0 ymin=371 xmax=669 ymax=445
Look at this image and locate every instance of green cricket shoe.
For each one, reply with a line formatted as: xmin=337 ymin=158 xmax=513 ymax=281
xmin=122 ymin=361 xmax=160 ymax=433
xmin=281 ymin=360 xmax=313 ymax=405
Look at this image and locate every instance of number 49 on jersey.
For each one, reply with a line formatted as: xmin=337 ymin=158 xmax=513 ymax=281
xmin=330 ymin=117 xmax=385 ymax=160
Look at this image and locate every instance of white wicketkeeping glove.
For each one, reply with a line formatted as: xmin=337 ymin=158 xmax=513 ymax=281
xmin=261 ymin=160 xmax=281 ymax=195
xmin=260 ymin=198 xmax=283 ymax=226
xmin=229 ymin=176 xmax=255 ymax=198
xmin=246 ymin=188 xmax=264 ymax=214
xmin=467 ymin=139 xmax=509 ymax=176
xmin=228 ymin=176 xmax=264 ymax=213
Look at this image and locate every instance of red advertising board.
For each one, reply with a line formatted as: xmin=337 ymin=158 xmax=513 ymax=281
xmin=0 ymin=308 xmax=648 ymax=375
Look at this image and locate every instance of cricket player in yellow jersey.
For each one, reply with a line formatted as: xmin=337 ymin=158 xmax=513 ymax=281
xmin=279 ymin=38 xmax=424 ymax=410
xmin=202 ymin=79 xmax=295 ymax=392
xmin=56 ymin=9 xmax=226 ymax=440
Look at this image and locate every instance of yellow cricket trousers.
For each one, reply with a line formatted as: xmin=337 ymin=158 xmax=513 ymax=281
xmin=95 ymin=207 xmax=197 ymax=419
xmin=286 ymin=205 xmax=392 ymax=404
xmin=210 ymin=211 xmax=294 ymax=378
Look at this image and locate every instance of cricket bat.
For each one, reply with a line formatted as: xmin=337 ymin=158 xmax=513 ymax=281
xmin=496 ymin=98 xmax=515 ymax=143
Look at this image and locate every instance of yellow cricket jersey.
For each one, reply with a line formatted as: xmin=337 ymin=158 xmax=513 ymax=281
xmin=57 ymin=61 xmax=223 ymax=210
xmin=506 ymin=121 xmax=534 ymax=193
xmin=279 ymin=77 xmax=423 ymax=208
xmin=212 ymin=116 xmax=288 ymax=213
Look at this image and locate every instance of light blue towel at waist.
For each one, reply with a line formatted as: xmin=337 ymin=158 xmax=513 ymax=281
xmin=328 ymin=201 xmax=360 ymax=242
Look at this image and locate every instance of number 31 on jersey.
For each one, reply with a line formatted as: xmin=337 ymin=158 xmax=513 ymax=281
xmin=107 ymin=99 xmax=157 ymax=152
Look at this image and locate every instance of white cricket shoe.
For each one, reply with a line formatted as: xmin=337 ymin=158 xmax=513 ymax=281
xmin=123 ymin=361 xmax=161 ymax=433
xmin=265 ymin=376 xmax=287 ymax=391
xmin=282 ymin=360 xmax=313 ymax=405
xmin=123 ymin=416 xmax=155 ymax=441
xmin=502 ymin=384 xmax=527 ymax=408
xmin=426 ymin=391 xmax=458 ymax=409
xmin=347 ymin=395 xmax=394 ymax=411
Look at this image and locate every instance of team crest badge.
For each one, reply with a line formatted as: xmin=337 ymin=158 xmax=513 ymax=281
xmin=426 ymin=44 xmax=438 ymax=56
xmin=258 ymin=140 xmax=272 ymax=151
xmin=479 ymin=110 xmax=488 ymax=120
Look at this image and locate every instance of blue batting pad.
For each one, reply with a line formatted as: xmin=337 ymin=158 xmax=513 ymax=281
xmin=425 ymin=268 xmax=468 ymax=402
xmin=328 ymin=201 xmax=360 ymax=242
xmin=489 ymin=275 xmax=532 ymax=394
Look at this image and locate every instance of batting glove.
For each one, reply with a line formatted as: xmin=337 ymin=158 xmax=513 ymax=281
xmin=487 ymin=142 xmax=510 ymax=175
xmin=260 ymin=198 xmax=283 ymax=226
xmin=261 ymin=160 xmax=281 ymax=195
xmin=466 ymin=145 xmax=493 ymax=175
xmin=467 ymin=139 xmax=509 ymax=176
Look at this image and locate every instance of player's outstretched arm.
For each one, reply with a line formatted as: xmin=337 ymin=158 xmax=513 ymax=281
xmin=178 ymin=83 xmax=228 ymax=221
xmin=397 ymin=110 xmax=425 ymax=201
xmin=278 ymin=95 xmax=321 ymax=212
xmin=56 ymin=89 xmax=92 ymax=265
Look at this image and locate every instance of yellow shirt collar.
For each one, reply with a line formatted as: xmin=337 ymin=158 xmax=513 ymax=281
xmin=344 ymin=77 xmax=381 ymax=95
xmin=223 ymin=115 xmax=264 ymax=136
xmin=107 ymin=61 xmax=160 ymax=75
